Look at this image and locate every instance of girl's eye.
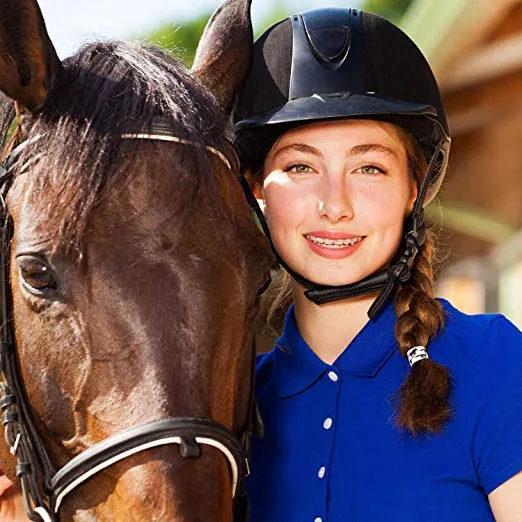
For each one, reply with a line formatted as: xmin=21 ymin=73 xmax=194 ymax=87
xmin=287 ymin=164 xmax=314 ymax=174
xmin=17 ymin=256 xmax=58 ymax=295
xmin=356 ymin=165 xmax=385 ymax=175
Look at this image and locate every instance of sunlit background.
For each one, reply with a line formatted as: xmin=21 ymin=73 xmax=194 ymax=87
xmin=36 ymin=0 xmax=522 ymax=327
xmin=39 ymin=0 xmax=363 ymax=59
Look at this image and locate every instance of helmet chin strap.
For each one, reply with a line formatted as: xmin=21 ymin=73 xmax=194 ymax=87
xmin=239 ymin=138 xmax=443 ymax=319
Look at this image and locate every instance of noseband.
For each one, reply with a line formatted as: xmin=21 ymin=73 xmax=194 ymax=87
xmin=0 ymin=123 xmax=261 ymax=521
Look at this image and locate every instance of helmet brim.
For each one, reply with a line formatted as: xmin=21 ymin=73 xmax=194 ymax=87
xmin=234 ymin=93 xmax=438 ymax=132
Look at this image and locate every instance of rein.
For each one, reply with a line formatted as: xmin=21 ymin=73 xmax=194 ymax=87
xmin=0 ymin=125 xmax=260 ymax=522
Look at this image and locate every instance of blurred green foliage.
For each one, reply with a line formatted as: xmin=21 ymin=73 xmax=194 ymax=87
xmin=146 ymin=16 xmax=209 ymax=67
xmin=362 ymin=0 xmax=413 ymax=22
xmin=145 ymin=4 xmax=302 ymax=67
xmin=145 ymin=0 xmax=415 ymax=67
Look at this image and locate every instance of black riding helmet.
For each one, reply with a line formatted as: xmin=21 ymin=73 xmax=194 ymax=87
xmin=233 ymin=7 xmax=451 ymax=318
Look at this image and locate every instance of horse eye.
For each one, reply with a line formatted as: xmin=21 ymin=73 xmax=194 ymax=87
xmin=17 ymin=256 xmax=58 ymax=294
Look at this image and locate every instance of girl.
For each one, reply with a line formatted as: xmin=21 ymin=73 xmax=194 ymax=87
xmin=233 ymin=7 xmax=522 ymax=521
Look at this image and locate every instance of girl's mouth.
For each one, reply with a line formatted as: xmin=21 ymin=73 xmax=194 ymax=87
xmin=305 ymin=234 xmax=363 ymax=249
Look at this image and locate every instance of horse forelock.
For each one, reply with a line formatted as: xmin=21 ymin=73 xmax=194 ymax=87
xmin=2 ymin=40 xmax=234 ymax=255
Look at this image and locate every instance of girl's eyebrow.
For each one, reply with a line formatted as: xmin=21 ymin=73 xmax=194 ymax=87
xmin=348 ymin=143 xmax=399 ymax=158
xmin=269 ymin=142 xmax=399 ymax=162
xmin=270 ymin=143 xmax=324 ymax=162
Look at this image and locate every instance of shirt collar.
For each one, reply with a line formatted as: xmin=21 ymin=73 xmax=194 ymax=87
xmin=273 ymin=301 xmax=398 ymax=398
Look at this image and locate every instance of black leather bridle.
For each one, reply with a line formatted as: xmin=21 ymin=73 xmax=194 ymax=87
xmin=0 ymin=124 xmax=263 ymax=522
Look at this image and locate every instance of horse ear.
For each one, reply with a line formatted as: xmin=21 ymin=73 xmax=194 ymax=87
xmin=0 ymin=0 xmax=62 ymax=113
xmin=192 ymin=0 xmax=253 ymax=115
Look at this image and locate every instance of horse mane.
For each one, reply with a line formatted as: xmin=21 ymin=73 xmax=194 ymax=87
xmin=0 ymin=41 xmax=231 ymax=254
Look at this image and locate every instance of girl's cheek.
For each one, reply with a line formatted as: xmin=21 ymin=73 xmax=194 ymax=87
xmin=265 ymin=182 xmax=313 ymax=219
xmin=356 ymin=183 xmax=409 ymax=222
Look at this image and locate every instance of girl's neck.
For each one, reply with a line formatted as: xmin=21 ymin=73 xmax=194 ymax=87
xmin=292 ymin=282 xmax=379 ymax=365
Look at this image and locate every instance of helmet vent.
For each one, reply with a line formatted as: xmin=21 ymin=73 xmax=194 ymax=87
xmin=307 ymin=26 xmax=350 ymax=63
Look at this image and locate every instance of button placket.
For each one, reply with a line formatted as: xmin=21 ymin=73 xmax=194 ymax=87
xmin=314 ymin=369 xmax=341 ymax=521
xmin=308 ymin=369 xmax=342 ymax=522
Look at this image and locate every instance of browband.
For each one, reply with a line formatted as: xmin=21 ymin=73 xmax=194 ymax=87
xmin=121 ymin=132 xmax=233 ymax=171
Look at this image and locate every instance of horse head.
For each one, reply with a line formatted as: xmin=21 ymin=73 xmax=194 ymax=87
xmin=0 ymin=1 xmax=272 ymax=520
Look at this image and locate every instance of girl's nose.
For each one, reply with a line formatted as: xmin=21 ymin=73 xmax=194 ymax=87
xmin=318 ymin=174 xmax=354 ymax=223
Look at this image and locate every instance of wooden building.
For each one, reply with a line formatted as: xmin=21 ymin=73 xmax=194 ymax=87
xmin=402 ymin=0 xmax=522 ymax=325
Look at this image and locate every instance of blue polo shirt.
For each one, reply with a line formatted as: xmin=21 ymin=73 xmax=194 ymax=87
xmin=247 ymin=299 xmax=522 ymax=522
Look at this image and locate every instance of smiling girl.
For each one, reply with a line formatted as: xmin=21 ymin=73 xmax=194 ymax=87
xmin=233 ymin=6 xmax=522 ymax=522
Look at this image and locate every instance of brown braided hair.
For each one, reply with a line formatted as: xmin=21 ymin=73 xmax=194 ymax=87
xmin=393 ymin=232 xmax=451 ymax=435
xmin=392 ymin=126 xmax=451 ymax=435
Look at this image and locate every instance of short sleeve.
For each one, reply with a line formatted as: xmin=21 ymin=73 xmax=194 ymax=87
xmin=472 ymin=316 xmax=522 ymax=494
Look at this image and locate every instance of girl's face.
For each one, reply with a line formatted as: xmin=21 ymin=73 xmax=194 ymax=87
xmin=260 ymin=119 xmax=418 ymax=287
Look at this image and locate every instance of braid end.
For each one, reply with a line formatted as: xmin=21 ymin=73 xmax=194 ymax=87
xmin=395 ymin=359 xmax=452 ymax=436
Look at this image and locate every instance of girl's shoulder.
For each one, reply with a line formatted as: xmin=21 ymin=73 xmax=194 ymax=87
xmin=435 ymin=298 xmax=522 ymax=380
xmin=255 ymin=351 xmax=275 ymax=373
xmin=440 ymin=298 xmax=520 ymax=333
xmin=437 ymin=300 xmax=522 ymax=495
xmin=438 ymin=298 xmax=522 ymax=350
xmin=255 ymin=351 xmax=276 ymax=394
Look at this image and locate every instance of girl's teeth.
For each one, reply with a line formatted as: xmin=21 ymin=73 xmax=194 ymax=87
xmin=306 ymin=235 xmax=362 ymax=248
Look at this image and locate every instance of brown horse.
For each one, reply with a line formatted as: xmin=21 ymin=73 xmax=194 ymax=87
xmin=0 ymin=0 xmax=273 ymax=520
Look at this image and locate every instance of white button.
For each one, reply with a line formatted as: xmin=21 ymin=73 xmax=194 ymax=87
xmin=327 ymin=370 xmax=338 ymax=382
xmin=323 ymin=417 xmax=333 ymax=430
xmin=314 ymin=518 xmax=323 ymax=522
xmin=318 ymin=466 xmax=326 ymax=478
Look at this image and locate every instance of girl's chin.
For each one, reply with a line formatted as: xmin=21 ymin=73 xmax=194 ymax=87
xmin=277 ymin=245 xmax=389 ymax=287
xmin=291 ymin=268 xmax=372 ymax=288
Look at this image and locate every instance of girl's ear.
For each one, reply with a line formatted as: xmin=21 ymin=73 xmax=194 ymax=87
xmin=254 ymin=188 xmax=266 ymax=214
xmin=244 ymin=169 xmax=265 ymax=212
xmin=406 ymin=178 xmax=419 ymax=216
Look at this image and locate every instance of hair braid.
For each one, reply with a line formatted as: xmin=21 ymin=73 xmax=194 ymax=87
xmin=394 ymin=231 xmax=451 ymax=435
